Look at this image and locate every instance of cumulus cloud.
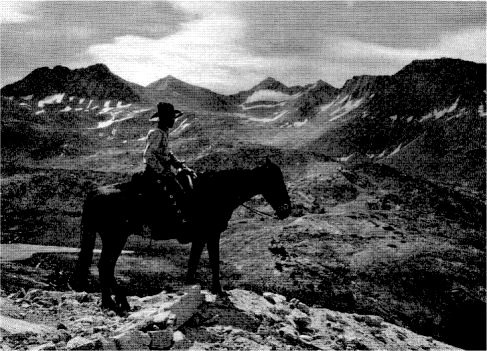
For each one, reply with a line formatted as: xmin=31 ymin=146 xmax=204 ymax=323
xmin=3 ymin=1 xmax=485 ymax=93
xmin=0 ymin=1 xmax=35 ymax=23
xmin=86 ymin=4 xmax=279 ymax=94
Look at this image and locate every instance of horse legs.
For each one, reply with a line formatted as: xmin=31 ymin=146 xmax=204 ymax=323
xmin=98 ymin=233 xmax=129 ymax=313
xmin=207 ymin=233 xmax=223 ymax=295
xmin=185 ymin=239 xmax=205 ymax=285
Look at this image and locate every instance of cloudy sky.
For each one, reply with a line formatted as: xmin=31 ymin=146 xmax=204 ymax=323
xmin=1 ymin=1 xmax=485 ymax=94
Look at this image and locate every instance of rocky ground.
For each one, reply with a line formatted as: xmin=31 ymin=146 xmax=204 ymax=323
xmin=0 ymin=284 xmax=460 ymax=351
xmin=1 ymin=155 xmax=485 ymax=350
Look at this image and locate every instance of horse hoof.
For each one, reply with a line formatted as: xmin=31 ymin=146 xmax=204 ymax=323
xmin=116 ymin=303 xmax=131 ymax=316
xmin=68 ymin=278 xmax=86 ymax=292
xmin=117 ymin=308 xmax=129 ymax=317
xmin=101 ymin=296 xmax=119 ymax=311
xmin=211 ymin=287 xmax=228 ymax=297
xmin=101 ymin=302 xmax=117 ymax=313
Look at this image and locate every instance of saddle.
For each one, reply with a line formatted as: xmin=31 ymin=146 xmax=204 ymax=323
xmin=125 ymin=169 xmax=196 ymax=243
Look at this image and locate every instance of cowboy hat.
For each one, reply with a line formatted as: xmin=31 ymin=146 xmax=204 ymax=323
xmin=149 ymin=102 xmax=183 ymax=122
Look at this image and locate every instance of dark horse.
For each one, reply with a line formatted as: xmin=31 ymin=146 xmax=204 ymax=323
xmin=71 ymin=159 xmax=291 ymax=313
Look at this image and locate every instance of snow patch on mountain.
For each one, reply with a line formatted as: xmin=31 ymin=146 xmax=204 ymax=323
xmin=446 ymin=108 xmax=467 ymax=121
xmin=293 ymin=119 xmax=308 ymax=127
xmin=98 ymin=101 xmax=114 ymax=114
xmin=320 ymin=97 xmax=339 ymax=112
xmin=241 ymin=102 xmax=287 ymax=110
xmin=116 ymin=101 xmax=132 ymax=109
xmin=248 ymin=110 xmax=288 ymax=123
xmin=60 ymin=106 xmax=72 ymax=113
xmin=377 ymin=149 xmax=387 ymax=158
xmin=245 ymin=90 xmax=294 ymax=104
xmin=170 ymin=118 xmax=191 ymax=135
xmin=89 ymin=108 xmax=151 ymax=129
xmin=433 ymin=97 xmax=460 ymax=119
xmin=338 ymin=153 xmax=355 ymax=162
xmin=419 ymin=112 xmax=434 ymax=123
xmin=387 ymin=144 xmax=403 ymax=158
xmin=38 ymin=93 xmax=65 ymax=108
xmin=329 ymin=98 xmax=364 ymax=122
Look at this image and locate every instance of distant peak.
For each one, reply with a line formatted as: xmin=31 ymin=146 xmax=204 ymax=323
xmin=146 ymin=75 xmax=195 ymax=90
xmin=85 ymin=63 xmax=111 ymax=74
xmin=315 ymin=79 xmax=336 ymax=89
xmin=156 ymin=75 xmax=181 ymax=82
xmin=261 ymin=77 xmax=279 ymax=83
xmin=252 ymin=77 xmax=288 ymax=91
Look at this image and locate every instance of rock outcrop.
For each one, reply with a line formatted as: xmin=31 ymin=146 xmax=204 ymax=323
xmin=0 ymin=286 xmax=459 ymax=350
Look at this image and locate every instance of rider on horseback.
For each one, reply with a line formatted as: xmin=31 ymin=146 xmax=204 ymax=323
xmin=143 ymin=102 xmax=195 ymax=241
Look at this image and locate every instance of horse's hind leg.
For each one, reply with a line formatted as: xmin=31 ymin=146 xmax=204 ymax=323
xmin=185 ymin=239 xmax=205 ymax=285
xmin=98 ymin=233 xmax=129 ymax=313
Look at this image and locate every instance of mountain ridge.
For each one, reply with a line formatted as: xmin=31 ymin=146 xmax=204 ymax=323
xmin=1 ymin=64 xmax=144 ymax=103
xmin=1 ymin=58 xmax=485 ymax=191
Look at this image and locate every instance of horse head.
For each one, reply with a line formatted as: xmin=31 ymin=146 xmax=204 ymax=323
xmin=255 ymin=158 xmax=291 ymax=219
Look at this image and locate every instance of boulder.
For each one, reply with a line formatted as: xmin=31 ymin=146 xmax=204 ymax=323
xmin=148 ymin=329 xmax=173 ymax=350
xmin=66 ymin=336 xmax=97 ymax=350
xmin=27 ymin=342 xmax=56 ymax=351
xmin=263 ymin=292 xmax=287 ymax=305
xmin=126 ymin=285 xmax=202 ymax=329
xmin=289 ymin=309 xmax=312 ymax=330
xmin=112 ymin=329 xmax=150 ymax=350
xmin=0 ymin=315 xmax=56 ymax=336
xmin=278 ymin=325 xmax=299 ymax=343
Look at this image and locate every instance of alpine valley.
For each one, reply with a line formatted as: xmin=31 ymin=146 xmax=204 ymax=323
xmin=1 ymin=58 xmax=485 ymax=350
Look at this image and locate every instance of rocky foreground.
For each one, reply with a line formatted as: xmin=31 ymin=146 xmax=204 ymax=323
xmin=0 ymin=286 xmax=458 ymax=351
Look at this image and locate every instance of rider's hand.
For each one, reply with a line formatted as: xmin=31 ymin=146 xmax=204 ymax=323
xmin=184 ymin=166 xmax=197 ymax=179
xmin=179 ymin=165 xmax=197 ymax=178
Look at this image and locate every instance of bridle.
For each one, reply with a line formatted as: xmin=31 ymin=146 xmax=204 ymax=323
xmin=240 ymin=202 xmax=290 ymax=219
xmin=241 ymin=203 xmax=277 ymax=218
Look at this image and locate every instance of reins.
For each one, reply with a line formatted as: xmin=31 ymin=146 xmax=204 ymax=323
xmin=240 ymin=203 xmax=277 ymax=219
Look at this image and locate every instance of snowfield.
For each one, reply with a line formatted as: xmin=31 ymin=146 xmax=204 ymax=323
xmin=248 ymin=110 xmax=288 ymax=123
xmin=38 ymin=93 xmax=65 ymax=108
xmin=245 ymin=90 xmax=294 ymax=104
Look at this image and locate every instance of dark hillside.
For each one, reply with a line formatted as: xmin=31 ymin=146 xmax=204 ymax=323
xmin=1 ymin=64 xmax=143 ymax=102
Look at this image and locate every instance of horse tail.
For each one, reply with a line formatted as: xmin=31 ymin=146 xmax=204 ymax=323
xmin=70 ymin=191 xmax=98 ymax=291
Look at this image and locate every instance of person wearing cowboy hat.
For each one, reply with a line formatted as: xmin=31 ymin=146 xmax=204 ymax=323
xmin=144 ymin=102 xmax=185 ymax=175
xmin=143 ymin=102 xmax=194 ymax=241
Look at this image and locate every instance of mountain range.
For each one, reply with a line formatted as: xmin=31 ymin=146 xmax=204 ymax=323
xmin=1 ymin=58 xmax=485 ymax=193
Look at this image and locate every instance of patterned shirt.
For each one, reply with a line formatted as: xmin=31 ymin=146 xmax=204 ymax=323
xmin=143 ymin=128 xmax=172 ymax=175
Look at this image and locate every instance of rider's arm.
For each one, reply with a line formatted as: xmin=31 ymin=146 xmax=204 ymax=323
xmin=169 ymin=151 xmax=185 ymax=169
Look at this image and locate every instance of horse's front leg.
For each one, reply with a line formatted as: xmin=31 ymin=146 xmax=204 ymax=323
xmin=185 ymin=239 xmax=205 ymax=285
xmin=207 ymin=233 xmax=224 ymax=295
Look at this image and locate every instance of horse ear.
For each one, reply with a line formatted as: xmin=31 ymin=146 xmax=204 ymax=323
xmin=265 ymin=157 xmax=272 ymax=165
